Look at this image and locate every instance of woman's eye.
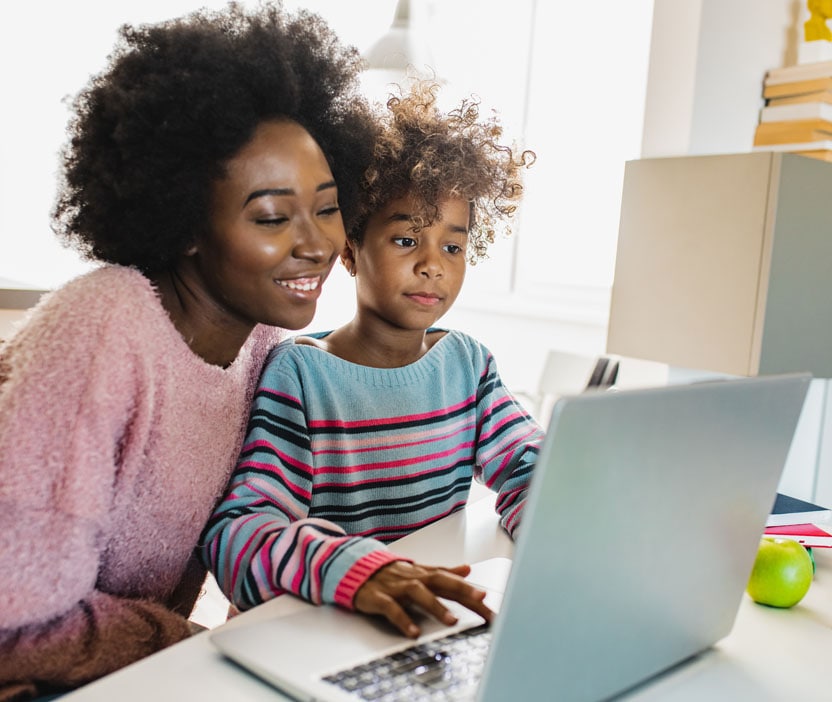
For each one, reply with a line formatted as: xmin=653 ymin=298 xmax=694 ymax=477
xmin=255 ymin=216 xmax=289 ymax=226
xmin=318 ymin=205 xmax=341 ymax=217
xmin=392 ymin=236 xmax=417 ymax=248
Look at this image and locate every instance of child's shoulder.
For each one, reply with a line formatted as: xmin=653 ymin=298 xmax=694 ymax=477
xmin=430 ymin=329 xmax=496 ymax=366
xmin=263 ymin=332 xmax=333 ymax=368
xmin=292 ymin=331 xmax=330 ymax=351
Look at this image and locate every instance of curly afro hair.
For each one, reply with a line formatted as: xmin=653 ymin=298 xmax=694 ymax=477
xmin=351 ymin=80 xmax=535 ymax=263
xmin=52 ymin=1 xmax=378 ymax=274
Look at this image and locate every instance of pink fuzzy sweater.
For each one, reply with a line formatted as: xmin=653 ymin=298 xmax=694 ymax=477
xmin=0 ymin=266 xmax=282 ymax=699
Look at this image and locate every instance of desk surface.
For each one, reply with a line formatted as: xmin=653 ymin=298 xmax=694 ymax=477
xmin=63 ymin=496 xmax=832 ymax=702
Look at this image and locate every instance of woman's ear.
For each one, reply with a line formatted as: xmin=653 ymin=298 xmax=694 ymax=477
xmin=340 ymin=240 xmax=358 ymax=277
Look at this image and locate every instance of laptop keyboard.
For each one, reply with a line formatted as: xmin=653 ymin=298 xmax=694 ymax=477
xmin=322 ymin=624 xmax=491 ymax=701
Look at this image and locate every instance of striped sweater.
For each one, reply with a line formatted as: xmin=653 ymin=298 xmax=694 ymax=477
xmin=199 ymin=330 xmax=544 ymax=612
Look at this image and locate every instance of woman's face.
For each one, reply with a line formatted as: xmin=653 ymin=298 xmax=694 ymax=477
xmin=190 ymin=119 xmax=346 ymax=331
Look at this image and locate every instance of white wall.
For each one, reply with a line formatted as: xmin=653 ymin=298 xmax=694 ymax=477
xmin=312 ymin=0 xmax=656 ymax=393
xmin=0 ymin=0 xmax=654 ymax=397
xmin=641 ymin=0 xmax=796 ymax=157
xmin=0 ymin=0 xmax=392 ymax=289
xmin=637 ymin=0 xmax=832 ymax=506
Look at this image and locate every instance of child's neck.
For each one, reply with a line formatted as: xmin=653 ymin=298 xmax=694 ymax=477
xmin=318 ymin=319 xmax=444 ymax=369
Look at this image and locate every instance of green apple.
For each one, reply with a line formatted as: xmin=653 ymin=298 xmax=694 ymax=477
xmin=746 ymin=537 xmax=814 ymax=608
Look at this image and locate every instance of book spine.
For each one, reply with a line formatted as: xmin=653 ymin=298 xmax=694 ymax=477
xmin=763 ymin=77 xmax=832 ymax=98
xmin=766 ymin=92 xmax=832 ymax=107
xmin=752 ymin=140 xmax=832 ymax=154
xmin=765 ymin=60 xmax=832 ymax=85
xmin=760 ymin=102 xmax=832 ymax=123
xmin=753 ymin=118 xmax=832 ymax=146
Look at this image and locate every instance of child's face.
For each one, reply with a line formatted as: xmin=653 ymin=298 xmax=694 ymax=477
xmin=348 ymin=194 xmax=469 ymax=332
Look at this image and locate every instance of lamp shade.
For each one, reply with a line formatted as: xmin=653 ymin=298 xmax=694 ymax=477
xmin=606 ymin=152 xmax=832 ymax=377
xmin=360 ymin=0 xmax=438 ymax=102
xmin=364 ymin=0 xmax=421 ymax=72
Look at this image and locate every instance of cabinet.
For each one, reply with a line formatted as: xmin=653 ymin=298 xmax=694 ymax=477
xmin=0 ymin=285 xmax=46 ymax=340
xmin=606 ymin=152 xmax=832 ymax=377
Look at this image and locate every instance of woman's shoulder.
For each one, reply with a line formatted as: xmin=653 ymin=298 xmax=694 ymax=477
xmin=3 ymin=265 xmax=171 ymax=363
xmin=39 ymin=265 xmax=158 ymax=315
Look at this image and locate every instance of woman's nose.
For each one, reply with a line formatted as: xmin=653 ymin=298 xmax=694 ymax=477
xmin=293 ymin=220 xmax=344 ymax=262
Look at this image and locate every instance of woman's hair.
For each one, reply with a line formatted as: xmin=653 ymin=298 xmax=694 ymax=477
xmin=351 ymin=80 xmax=535 ymax=263
xmin=52 ymin=1 xmax=378 ymax=273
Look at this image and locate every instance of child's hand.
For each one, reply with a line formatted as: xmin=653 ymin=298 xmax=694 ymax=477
xmin=353 ymin=561 xmax=494 ymax=638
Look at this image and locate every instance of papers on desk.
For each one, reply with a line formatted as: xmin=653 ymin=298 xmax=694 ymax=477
xmin=763 ymin=493 xmax=832 ymax=547
xmin=766 ymin=492 xmax=831 ymax=527
xmin=764 ymin=522 xmax=832 ymax=548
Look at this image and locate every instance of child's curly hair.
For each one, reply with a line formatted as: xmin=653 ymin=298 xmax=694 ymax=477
xmin=350 ymin=80 xmax=535 ymax=263
xmin=52 ymin=1 xmax=378 ymax=274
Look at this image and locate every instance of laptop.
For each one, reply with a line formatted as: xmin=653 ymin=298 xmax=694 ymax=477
xmin=211 ymin=373 xmax=811 ymax=702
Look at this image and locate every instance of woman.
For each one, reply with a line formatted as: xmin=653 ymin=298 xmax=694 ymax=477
xmin=0 ymin=4 xmax=376 ymax=699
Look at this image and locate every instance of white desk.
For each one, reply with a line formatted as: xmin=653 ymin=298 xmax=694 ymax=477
xmin=62 ymin=496 xmax=832 ymax=701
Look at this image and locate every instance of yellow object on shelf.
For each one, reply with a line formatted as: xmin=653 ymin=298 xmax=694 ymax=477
xmin=805 ymin=0 xmax=832 ymax=42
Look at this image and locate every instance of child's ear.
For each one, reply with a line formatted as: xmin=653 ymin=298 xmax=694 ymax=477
xmin=340 ymin=240 xmax=358 ymax=277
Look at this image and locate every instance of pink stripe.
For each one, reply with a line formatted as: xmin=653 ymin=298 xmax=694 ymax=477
xmin=476 ymin=395 xmax=513 ymax=432
xmin=355 ymin=503 xmax=464 ymax=538
xmin=315 ymin=435 xmax=456 ymax=457
xmin=479 ymin=423 xmax=539 ymax=468
xmin=229 ymin=516 xmax=276 ymax=587
xmin=241 ymin=440 xmax=312 ymax=475
xmin=504 ymin=500 xmax=524 ymax=534
xmin=256 ymin=535 xmax=286 ymax=598
xmin=334 ymin=550 xmax=405 ymax=608
xmin=314 ymin=442 xmax=474 ymax=475
xmin=314 ymin=463 xmax=461 ymax=489
xmin=309 ymin=395 xmax=476 ymax=430
xmin=309 ymin=537 xmax=345 ymax=593
xmin=239 ymin=478 xmax=310 ymax=515
xmin=235 ymin=467 xmax=312 ymax=502
xmin=311 ymin=417 xmax=474 ymax=450
xmin=290 ymin=532 xmax=313 ymax=594
xmin=479 ymin=409 xmax=527 ymax=443
xmin=258 ymin=387 xmax=299 ymax=402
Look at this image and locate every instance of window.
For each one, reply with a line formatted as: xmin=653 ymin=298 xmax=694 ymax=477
xmin=0 ymin=0 xmax=654 ymax=329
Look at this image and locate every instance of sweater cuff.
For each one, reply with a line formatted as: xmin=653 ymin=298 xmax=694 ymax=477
xmin=333 ymin=550 xmax=409 ymax=609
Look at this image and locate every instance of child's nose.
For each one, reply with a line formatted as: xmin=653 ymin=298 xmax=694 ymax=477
xmin=417 ymin=249 xmax=443 ymax=278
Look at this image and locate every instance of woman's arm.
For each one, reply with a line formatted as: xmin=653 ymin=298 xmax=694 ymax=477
xmin=0 ymin=288 xmax=191 ymax=696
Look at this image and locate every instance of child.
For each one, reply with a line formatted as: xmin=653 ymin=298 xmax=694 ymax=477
xmin=200 ymin=81 xmax=541 ymax=638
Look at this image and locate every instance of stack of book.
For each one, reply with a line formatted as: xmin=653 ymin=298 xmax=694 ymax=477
xmin=754 ymin=60 xmax=832 ymax=161
xmin=765 ymin=493 xmax=832 ymax=548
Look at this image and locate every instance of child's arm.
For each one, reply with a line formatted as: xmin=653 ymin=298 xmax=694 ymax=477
xmin=473 ymin=353 xmax=545 ymax=538
xmin=199 ymin=372 xmax=403 ymax=612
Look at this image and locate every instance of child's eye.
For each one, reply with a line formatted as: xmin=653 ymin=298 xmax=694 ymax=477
xmin=444 ymin=244 xmax=464 ymax=255
xmin=392 ymin=236 xmax=417 ymax=248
